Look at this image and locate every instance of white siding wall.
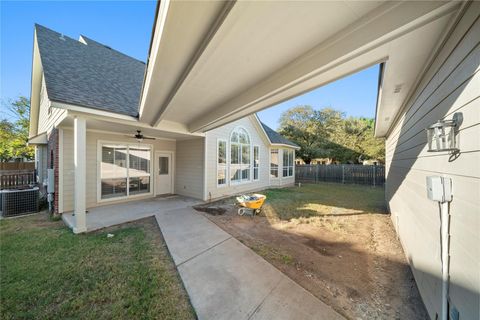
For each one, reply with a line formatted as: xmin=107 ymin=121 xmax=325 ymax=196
xmin=205 ymin=117 xmax=295 ymax=200
xmin=175 ymin=138 xmax=205 ymax=199
xmin=61 ymin=129 xmax=176 ymax=212
xmin=385 ymin=5 xmax=479 ymax=319
xmin=38 ymin=73 xmax=66 ymax=134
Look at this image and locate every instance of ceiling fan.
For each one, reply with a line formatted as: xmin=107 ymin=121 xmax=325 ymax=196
xmin=126 ymin=130 xmax=156 ymax=142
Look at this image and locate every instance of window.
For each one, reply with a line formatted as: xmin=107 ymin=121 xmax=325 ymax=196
xmin=217 ymin=140 xmax=227 ymax=186
xmin=253 ymin=146 xmax=259 ymax=180
xmin=158 ymin=157 xmax=169 ymax=174
xmin=230 ymin=127 xmax=251 ymax=183
xmin=129 ymin=146 xmax=151 ymax=195
xmin=270 ymin=149 xmax=278 ymax=178
xmin=100 ymin=143 xmax=151 ymax=199
xmin=283 ymin=149 xmax=294 ymax=177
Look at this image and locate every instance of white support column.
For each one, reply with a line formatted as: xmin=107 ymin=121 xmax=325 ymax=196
xmin=73 ymin=116 xmax=87 ymax=233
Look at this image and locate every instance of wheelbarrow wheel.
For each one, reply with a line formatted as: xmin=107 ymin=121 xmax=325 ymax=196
xmin=238 ymin=208 xmax=247 ymax=216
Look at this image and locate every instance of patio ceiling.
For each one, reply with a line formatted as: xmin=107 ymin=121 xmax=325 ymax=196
xmin=139 ymin=1 xmax=462 ymax=137
xmin=59 ymin=112 xmax=203 ymax=141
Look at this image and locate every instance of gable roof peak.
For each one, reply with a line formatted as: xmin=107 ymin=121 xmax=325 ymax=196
xmin=34 ymin=24 xmax=145 ymax=117
xmin=253 ymin=115 xmax=299 ymax=149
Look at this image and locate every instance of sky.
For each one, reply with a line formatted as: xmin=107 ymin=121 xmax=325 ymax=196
xmin=0 ymin=0 xmax=156 ymax=115
xmin=257 ymin=64 xmax=380 ymax=129
xmin=1 ymin=1 xmax=379 ymax=127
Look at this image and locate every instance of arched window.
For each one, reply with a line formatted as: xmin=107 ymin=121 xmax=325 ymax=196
xmin=230 ymin=127 xmax=251 ymax=183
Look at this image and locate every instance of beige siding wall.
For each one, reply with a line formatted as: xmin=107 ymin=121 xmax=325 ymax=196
xmin=385 ymin=5 xmax=479 ymax=320
xmin=38 ymin=73 xmax=66 ymax=134
xmin=175 ymin=138 xmax=205 ymax=199
xmin=61 ymin=129 xmax=176 ymax=212
xmin=205 ymin=116 xmax=294 ymax=200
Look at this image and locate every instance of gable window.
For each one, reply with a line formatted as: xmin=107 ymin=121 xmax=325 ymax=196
xmin=230 ymin=127 xmax=251 ymax=184
xmin=283 ymin=149 xmax=294 ymax=177
xmin=270 ymin=149 xmax=278 ymax=178
xmin=100 ymin=143 xmax=151 ymax=200
xmin=217 ymin=139 xmax=227 ymax=186
xmin=253 ymin=146 xmax=259 ymax=180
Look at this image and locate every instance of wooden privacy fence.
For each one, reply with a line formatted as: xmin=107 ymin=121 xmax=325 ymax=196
xmin=0 ymin=170 xmax=36 ymax=189
xmin=295 ymin=164 xmax=385 ymax=187
xmin=0 ymin=162 xmax=35 ymax=171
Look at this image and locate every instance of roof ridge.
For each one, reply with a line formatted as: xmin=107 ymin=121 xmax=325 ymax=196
xmin=79 ymin=34 xmax=145 ymax=64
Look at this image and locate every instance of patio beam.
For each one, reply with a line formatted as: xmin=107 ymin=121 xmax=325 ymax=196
xmin=73 ymin=116 xmax=87 ymax=233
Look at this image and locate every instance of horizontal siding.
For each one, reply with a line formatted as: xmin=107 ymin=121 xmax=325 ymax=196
xmin=38 ymin=73 xmax=66 ymax=133
xmin=205 ymin=116 xmax=294 ymax=200
xmin=175 ymin=138 xmax=204 ymax=199
xmin=385 ymin=6 xmax=480 ymax=320
xmin=61 ymin=129 xmax=175 ymax=212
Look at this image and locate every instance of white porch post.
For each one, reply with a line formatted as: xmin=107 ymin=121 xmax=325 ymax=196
xmin=73 ymin=116 xmax=87 ymax=233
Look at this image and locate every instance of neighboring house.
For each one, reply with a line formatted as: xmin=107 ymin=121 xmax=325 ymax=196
xmin=295 ymin=158 xmax=340 ymax=165
xmin=28 ymin=25 xmax=298 ymax=231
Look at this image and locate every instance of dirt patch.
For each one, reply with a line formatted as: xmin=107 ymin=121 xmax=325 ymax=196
xmin=193 ymin=205 xmax=227 ymax=216
xmin=196 ymin=189 xmax=428 ymax=320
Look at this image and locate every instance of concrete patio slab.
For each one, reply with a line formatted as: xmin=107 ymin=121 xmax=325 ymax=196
xmin=63 ymin=195 xmax=201 ymax=232
xmin=155 ymin=207 xmax=345 ymax=320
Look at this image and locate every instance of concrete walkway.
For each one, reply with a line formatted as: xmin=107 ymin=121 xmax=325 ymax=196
xmin=62 ymin=195 xmax=200 ymax=231
xmin=156 ymin=207 xmax=345 ymax=320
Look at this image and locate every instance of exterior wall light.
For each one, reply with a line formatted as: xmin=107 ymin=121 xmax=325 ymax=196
xmin=426 ymin=113 xmax=462 ymax=153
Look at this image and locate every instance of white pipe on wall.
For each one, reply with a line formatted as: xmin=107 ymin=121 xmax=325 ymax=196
xmin=440 ymin=201 xmax=450 ymax=320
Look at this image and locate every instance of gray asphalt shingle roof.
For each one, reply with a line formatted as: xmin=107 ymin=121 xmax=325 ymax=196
xmin=260 ymin=121 xmax=299 ymax=148
xmin=35 ymin=24 xmax=145 ymax=117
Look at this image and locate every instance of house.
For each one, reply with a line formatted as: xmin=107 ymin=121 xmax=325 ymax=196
xmin=295 ymin=158 xmax=340 ymax=165
xmin=28 ymin=1 xmax=479 ymax=319
xmin=374 ymin=5 xmax=480 ymax=320
xmin=135 ymin=2 xmax=477 ymax=320
xmin=28 ymin=24 xmax=299 ymax=232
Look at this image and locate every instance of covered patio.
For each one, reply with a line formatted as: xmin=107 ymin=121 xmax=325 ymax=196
xmin=62 ymin=195 xmax=201 ymax=232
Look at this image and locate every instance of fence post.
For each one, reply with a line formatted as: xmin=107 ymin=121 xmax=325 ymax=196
xmin=373 ymin=165 xmax=376 ymax=187
xmin=315 ymin=165 xmax=319 ymax=184
xmin=342 ymin=165 xmax=345 ymax=184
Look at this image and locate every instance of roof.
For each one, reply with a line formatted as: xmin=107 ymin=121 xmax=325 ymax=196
xmin=35 ymin=24 xmax=145 ymax=117
xmin=259 ymin=121 xmax=299 ymax=148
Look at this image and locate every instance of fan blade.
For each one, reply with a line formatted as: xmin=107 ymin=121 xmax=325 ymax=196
xmin=142 ymin=137 xmax=156 ymax=140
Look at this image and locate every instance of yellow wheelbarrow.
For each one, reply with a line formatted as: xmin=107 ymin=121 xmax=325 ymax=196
xmin=236 ymin=194 xmax=266 ymax=216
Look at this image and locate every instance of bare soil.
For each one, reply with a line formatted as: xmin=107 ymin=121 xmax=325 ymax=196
xmin=195 ymin=188 xmax=428 ymax=320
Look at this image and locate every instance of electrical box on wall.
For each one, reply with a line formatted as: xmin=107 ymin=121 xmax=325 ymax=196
xmin=426 ymin=176 xmax=452 ymax=203
xmin=47 ymin=169 xmax=55 ymax=194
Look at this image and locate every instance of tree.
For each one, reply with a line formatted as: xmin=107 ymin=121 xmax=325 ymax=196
xmin=0 ymin=96 xmax=34 ymax=162
xmin=278 ymin=105 xmax=385 ymax=164
xmin=278 ymin=106 xmax=320 ymax=164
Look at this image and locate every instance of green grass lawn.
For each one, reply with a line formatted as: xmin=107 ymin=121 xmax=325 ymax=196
xmin=263 ymin=183 xmax=386 ymax=220
xmin=0 ymin=214 xmax=195 ymax=320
